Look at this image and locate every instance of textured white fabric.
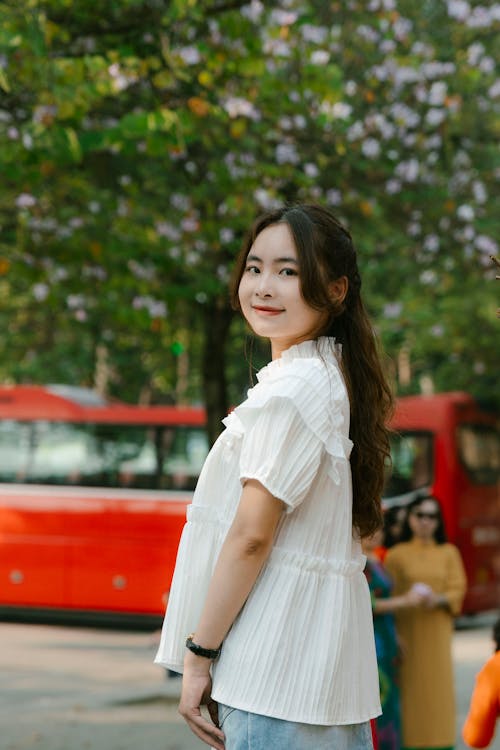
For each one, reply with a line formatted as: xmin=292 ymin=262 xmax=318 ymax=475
xmin=154 ymin=337 xmax=381 ymax=724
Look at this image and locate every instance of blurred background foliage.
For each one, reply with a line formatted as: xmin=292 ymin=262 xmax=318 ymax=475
xmin=0 ymin=0 xmax=498 ymax=441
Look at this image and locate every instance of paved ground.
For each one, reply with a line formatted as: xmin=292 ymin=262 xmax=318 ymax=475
xmin=0 ymin=613 xmax=499 ymax=750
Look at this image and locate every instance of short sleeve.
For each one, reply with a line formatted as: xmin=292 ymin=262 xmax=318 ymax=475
xmin=238 ymin=395 xmax=325 ymax=512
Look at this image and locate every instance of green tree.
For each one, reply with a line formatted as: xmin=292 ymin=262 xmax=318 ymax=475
xmin=1 ymin=0 xmax=498 ymax=444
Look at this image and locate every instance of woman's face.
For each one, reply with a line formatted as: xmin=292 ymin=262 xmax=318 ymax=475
xmin=408 ymin=499 xmax=440 ymax=542
xmin=238 ymin=222 xmax=328 ymax=358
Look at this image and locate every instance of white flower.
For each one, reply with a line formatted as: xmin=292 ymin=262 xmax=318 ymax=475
xmin=361 ymin=138 xmax=381 ymax=158
xmin=356 ymin=25 xmax=379 ymax=43
xmin=304 ymin=163 xmax=319 ymax=178
xmin=385 ymin=179 xmax=401 ymax=195
xmin=457 ymin=204 xmax=475 ymax=221
xmin=395 ymin=158 xmax=420 ymax=182
xmin=270 ymin=9 xmax=297 ymax=25
xmin=32 ymin=283 xmax=49 ymax=301
xmin=487 ymin=80 xmax=500 ymax=99
xmin=475 ymin=235 xmax=498 ymax=254
xmin=195 ymin=292 xmax=208 ymax=304
xmin=240 ymin=1 xmax=264 ymax=22
xmin=223 ymin=97 xmax=260 ymax=120
xmin=420 ymin=270 xmax=437 ymax=285
xmin=178 ymin=46 xmax=201 ymax=65
xmin=347 ymin=121 xmax=365 ymax=141
xmin=473 ymin=361 xmax=485 ymax=374
xmin=467 ymin=43 xmax=485 ymax=66
xmin=88 ymin=201 xmax=101 ymax=213
xmin=472 ymin=181 xmax=487 ymax=204
xmin=181 ymin=217 xmax=198 ymax=233
xmin=8 ymin=127 xmax=19 ymax=139
xmin=311 ymin=50 xmax=330 ymax=65
xmin=383 ymin=302 xmax=402 ymax=319
xmin=408 ymin=222 xmax=421 ymax=237
xmin=326 ymin=189 xmax=342 ymax=206
xmin=300 ymin=24 xmax=329 ymax=43
xmin=431 ymin=325 xmax=444 ymax=337
xmin=423 ymin=234 xmax=440 ymax=252
xmin=446 ymin=0 xmax=470 ymax=21
xmin=156 ymin=222 xmax=181 ymax=240
xmin=15 ymin=193 xmax=36 ymax=208
xmin=345 ymin=80 xmax=357 ymax=96
xmin=428 ymin=81 xmax=447 ymax=106
xmin=479 ymin=57 xmax=495 ymax=74
xmin=275 ymin=143 xmax=300 ymax=165
xmin=426 ymin=108 xmax=446 ymax=126
xmin=254 ymin=188 xmax=281 ymax=209
xmin=220 ymin=228 xmax=234 ymax=243
xmin=22 ymin=133 xmax=33 ymax=149
xmin=67 ymin=294 xmax=86 ymax=310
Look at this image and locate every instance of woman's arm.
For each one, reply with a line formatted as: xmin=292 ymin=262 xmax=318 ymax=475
xmin=179 ymin=479 xmax=284 ymax=749
xmin=373 ymin=588 xmax=424 ymax=614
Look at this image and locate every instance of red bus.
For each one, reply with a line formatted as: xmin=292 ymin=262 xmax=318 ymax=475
xmin=0 ymin=386 xmax=498 ymax=624
xmin=0 ymin=384 xmax=208 ymax=627
xmin=383 ymin=391 xmax=500 ymax=614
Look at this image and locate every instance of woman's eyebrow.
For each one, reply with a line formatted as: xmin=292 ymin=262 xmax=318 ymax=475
xmin=246 ymin=254 xmax=298 ymax=264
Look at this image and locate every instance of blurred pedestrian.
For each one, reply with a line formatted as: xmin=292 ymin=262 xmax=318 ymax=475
xmin=383 ymin=505 xmax=407 ymax=549
xmin=462 ymin=615 xmax=500 ymax=748
xmin=385 ymin=495 xmax=467 ymax=750
xmin=363 ymin=529 xmax=425 ymax=750
xmin=154 ymin=204 xmax=393 ymax=749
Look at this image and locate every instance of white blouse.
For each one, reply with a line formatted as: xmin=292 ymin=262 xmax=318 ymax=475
xmin=155 ymin=338 xmax=381 ymax=725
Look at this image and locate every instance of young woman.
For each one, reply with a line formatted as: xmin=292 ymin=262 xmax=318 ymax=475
xmin=385 ymin=495 xmax=467 ymax=750
xmin=155 ymin=204 xmax=393 ymax=749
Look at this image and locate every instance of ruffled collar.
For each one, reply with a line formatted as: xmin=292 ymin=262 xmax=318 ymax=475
xmin=256 ymin=337 xmax=340 ymax=383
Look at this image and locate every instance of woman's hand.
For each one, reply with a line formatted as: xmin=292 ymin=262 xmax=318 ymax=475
xmin=178 ymin=653 xmax=225 ymax=750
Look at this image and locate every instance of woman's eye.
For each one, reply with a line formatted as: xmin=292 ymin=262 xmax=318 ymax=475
xmin=280 ymin=267 xmax=298 ymax=277
xmin=244 ymin=265 xmax=260 ymax=274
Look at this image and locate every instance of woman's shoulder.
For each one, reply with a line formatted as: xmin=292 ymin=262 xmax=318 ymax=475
xmin=256 ymin=351 xmax=345 ymax=401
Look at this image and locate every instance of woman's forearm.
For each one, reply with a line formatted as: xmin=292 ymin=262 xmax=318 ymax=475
xmin=188 ymin=479 xmax=284 ymax=655
xmin=191 ymin=530 xmax=273 ymax=651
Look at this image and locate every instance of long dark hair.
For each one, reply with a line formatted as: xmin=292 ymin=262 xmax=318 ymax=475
xmin=399 ymin=495 xmax=447 ymax=544
xmin=230 ymin=203 xmax=393 ymax=537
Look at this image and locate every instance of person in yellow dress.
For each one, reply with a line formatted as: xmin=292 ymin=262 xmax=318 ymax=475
xmin=385 ymin=495 xmax=467 ymax=750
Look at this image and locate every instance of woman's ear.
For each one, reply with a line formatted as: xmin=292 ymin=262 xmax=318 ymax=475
xmin=329 ymin=276 xmax=348 ymax=306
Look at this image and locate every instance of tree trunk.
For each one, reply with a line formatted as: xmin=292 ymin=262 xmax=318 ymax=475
xmin=201 ymin=297 xmax=234 ymax=446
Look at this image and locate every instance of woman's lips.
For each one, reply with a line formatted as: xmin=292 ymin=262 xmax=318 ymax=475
xmin=252 ymin=306 xmax=284 ymax=315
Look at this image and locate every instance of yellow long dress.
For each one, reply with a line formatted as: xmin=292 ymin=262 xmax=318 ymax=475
xmin=384 ymin=539 xmax=466 ymax=749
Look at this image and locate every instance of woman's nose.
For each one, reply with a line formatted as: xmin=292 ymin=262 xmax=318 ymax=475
xmin=255 ymin=272 xmax=273 ymax=296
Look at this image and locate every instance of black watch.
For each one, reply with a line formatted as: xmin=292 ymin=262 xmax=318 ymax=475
xmin=185 ymin=634 xmax=222 ymax=660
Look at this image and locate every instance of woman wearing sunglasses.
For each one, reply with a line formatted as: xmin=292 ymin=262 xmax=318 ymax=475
xmin=385 ymin=495 xmax=466 ymax=750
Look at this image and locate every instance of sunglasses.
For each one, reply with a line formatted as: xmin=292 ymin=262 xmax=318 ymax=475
xmin=414 ymin=511 xmax=439 ymax=520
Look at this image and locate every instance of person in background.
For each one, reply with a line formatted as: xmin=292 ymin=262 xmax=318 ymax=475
xmin=374 ymin=506 xmax=408 ymax=563
xmin=462 ymin=615 xmax=500 ymax=748
xmin=385 ymin=495 xmax=466 ymax=750
xmin=363 ymin=529 xmax=425 ymax=750
xmin=384 ymin=505 xmax=407 ymax=549
xmin=154 ymin=203 xmax=394 ymax=750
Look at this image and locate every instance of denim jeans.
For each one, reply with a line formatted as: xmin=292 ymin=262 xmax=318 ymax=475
xmin=218 ymin=704 xmax=373 ymax=750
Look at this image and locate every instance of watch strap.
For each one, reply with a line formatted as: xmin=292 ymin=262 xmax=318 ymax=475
xmin=185 ymin=634 xmax=222 ymax=659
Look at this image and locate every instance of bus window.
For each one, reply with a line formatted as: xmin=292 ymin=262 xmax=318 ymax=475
xmin=458 ymin=425 xmax=500 ymax=485
xmin=0 ymin=420 xmax=32 ymax=482
xmin=0 ymin=420 xmax=209 ymax=491
xmin=384 ymin=432 xmax=434 ymax=497
xmin=163 ymin=426 xmax=209 ymax=491
xmin=29 ymin=422 xmax=102 ymax=485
